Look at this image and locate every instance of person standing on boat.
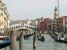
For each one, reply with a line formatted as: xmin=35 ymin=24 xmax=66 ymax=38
xmin=60 ymin=33 xmax=64 ymax=40
xmin=57 ymin=33 xmax=61 ymax=40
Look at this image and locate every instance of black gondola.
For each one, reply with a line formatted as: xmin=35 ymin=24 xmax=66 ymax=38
xmin=37 ymin=36 xmax=45 ymax=41
xmin=24 ymin=33 xmax=33 ymax=37
xmin=37 ymin=34 xmax=45 ymax=42
xmin=24 ymin=33 xmax=33 ymax=39
xmin=17 ymin=33 xmax=33 ymax=40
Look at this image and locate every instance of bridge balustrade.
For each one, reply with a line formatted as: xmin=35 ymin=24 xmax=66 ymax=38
xmin=8 ymin=23 xmax=36 ymax=31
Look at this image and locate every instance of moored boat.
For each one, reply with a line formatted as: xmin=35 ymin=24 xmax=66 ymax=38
xmin=48 ymin=32 xmax=67 ymax=43
xmin=0 ymin=36 xmax=9 ymax=40
xmin=0 ymin=40 xmax=10 ymax=49
xmin=37 ymin=34 xmax=45 ymax=42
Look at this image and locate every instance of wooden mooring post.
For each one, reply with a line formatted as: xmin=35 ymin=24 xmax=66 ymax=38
xmin=33 ymin=32 xmax=36 ymax=50
xmin=10 ymin=30 xmax=17 ymax=50
xmin=19 ymin=31 xmax=24 ymax=50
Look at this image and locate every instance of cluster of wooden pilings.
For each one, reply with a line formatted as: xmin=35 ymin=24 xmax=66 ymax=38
xmin=6 ymin=29 xmax=37 ymax=50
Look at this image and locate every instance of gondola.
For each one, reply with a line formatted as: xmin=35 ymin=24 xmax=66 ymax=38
xmin=37 ymin=35 xmax=45 ymax=42
xmin=17 ymin=33 xmax=33 ymax=40
xmin=24 ymin=33 xmax=33 ymax=39
xmin=24 ymin=33 xmax=33 ymax=37
xmin=48 ymin=32 xmax=67 ymax=43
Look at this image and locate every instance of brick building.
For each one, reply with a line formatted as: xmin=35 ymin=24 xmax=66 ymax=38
xmin=38 ymin=17 xmax=50 ymax=33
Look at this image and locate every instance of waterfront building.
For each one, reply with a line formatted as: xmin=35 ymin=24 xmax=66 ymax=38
xmin=63 ymin=16 xmax=67 ymax=27
xmin=56 ymin=17 xmax=63 ymax=28
xmin=0 ymin=0 xmax=10 ymax=33
xmin=11 ymin=19 xmax=37 ymax=26
xmin=47 ymin=19 xmax=53 ymax=31
xmin=37 ymin=17 xmax=51 ymax=33
xmin=63 ymin=16 xmax=67 ymax=34
xmin=55 ymin=16 xmax=67 ymax=32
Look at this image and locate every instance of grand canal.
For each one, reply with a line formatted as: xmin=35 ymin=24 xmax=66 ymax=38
xmin=0 ymin=34 xmax=67 ymax=50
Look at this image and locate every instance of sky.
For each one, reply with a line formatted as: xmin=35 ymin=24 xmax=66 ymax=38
xmin=2 ymin=0 xmax=67 ymax=20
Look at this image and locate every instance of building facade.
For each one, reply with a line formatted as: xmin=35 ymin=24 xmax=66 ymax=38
xmin=63 ymin=16 xmax=67 ymax=27
xmin=38 ymin=17 xmax=50 ymax=33
xmin=0 ymin=0 xmax=9 ymax=32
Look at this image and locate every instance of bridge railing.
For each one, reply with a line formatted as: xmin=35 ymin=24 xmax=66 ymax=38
xmin=8 ymin=23 xmax=37 ymax=31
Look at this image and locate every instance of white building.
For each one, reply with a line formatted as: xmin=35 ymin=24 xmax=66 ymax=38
xmin=0 ymin=0 xmax=10 ymax=32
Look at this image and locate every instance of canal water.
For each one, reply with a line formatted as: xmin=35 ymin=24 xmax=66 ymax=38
xmin=0 ymin=34 xmax=67 ymax=50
